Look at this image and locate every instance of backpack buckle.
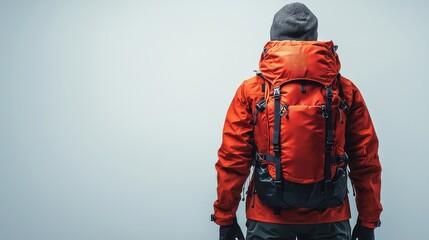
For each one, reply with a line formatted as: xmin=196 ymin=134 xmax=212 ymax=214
xmin=256 ymin=98 xmax=266 ymax=112
xmin=273 ymin=145 xmax=280 ymax=154
xmin=273 ymin=87 xmax=280 ymax=99
xmin=326 ymin=87 xmax=333 ymax=98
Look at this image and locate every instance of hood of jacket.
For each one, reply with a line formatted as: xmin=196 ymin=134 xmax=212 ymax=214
xmin=259 ymin=41 xmax=341 ymax=86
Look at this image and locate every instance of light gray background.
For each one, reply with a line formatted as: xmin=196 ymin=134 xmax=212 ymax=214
xmin=0 ymin=0 xmax=428 ymax=239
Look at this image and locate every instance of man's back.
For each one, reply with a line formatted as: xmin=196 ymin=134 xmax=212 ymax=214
xmin=213 ymin=3 xmax=382 ymax=240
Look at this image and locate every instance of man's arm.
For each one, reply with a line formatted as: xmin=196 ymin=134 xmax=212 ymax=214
xmin=213 ymin=81 xmax=254 ymax=226
xmin=345 ymin=83 xmax=383 ymax=229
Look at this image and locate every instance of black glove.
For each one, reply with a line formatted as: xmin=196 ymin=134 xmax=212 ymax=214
xmin=352 ymin=222 xmax=375 ymax=240
xmin=219 ymin=218 xmax=245 ymax=240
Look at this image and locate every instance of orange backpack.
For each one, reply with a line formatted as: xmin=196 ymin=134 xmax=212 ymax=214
xmin=252 ymin=71 xmax=350 ymax=210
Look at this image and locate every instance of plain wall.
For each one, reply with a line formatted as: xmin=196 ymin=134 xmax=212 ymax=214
xmin=1 ymin=0 xmax=428 ymax=239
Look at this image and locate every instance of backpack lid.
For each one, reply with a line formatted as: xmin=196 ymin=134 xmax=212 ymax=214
xmin=259 ymin=41 xmax=341 ymax=87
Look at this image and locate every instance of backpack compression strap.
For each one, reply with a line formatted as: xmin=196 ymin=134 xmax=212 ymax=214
xmin=324 ymin=86 xmax=334 ymax=185
xmin=258 ymin=85 xmax=336 ymax=188
xmin=273 ymin=87 xmax=282 ymax=190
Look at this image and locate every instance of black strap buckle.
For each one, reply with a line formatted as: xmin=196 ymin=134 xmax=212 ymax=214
xmin=273 ymin=145 xmax=280 ymax=154
xmin=339 ymin=99 xmax=348 ymax=110
xmin=256 ymin=98 xmax=266 ymax=112
xmin=326 ymin=86 xmax=333 ymax=98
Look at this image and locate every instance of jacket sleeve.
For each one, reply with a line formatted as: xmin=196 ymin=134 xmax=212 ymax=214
xmin=345 ymin=84 xmax=383 ymax=229
xmin=213 ymin=81 xmax=254 ymax=226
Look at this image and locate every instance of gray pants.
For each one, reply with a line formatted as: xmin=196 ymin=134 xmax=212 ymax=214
xmin=246 ymin=219 xmax=351 ymax=240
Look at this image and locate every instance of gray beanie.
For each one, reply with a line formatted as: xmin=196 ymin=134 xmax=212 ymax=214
xmin=270 ymin=2 xmax=318 ymax=41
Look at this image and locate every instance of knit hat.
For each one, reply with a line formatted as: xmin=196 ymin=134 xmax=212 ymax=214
xmin=270 ymin=2 xmax=318 ymax=41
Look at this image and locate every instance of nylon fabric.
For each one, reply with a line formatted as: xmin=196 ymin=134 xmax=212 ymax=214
xmin=259 ymin=41 xmax=340 ymax=86
xmin=246 ymin=220 xmax=351 ymax=240
xmin=213 ymin=41 xmax=382 ymax=227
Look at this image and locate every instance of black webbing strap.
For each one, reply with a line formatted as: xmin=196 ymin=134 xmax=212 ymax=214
xmin=260 ymin=152 xmax=347 ymax=165
xmin=272 ymin=87 xmax=282 ymax=189
xmin=273 ymin=87 xmax=281 ymax=154
xmin=324 ymin=86 xmax=334 ymax=184
xmin=253 ymin=71 xmax=267 ymax=126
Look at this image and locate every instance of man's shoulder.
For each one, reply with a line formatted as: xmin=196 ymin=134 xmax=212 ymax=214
xmin=339 ymin=75 xmax=356 ymax=88
xmin=239 ymin=75 xmax=265 ymax=96
xmin=339 ymin=75 xmax=357 ymax=93
xmin=339 ymin=75 xmax=366 ymax=108
xmin=242 ymin=75 xmax=263 ymax=86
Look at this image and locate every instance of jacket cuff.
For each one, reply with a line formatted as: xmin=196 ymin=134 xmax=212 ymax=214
xmin=211 ymin=214 xmax=234 ymax=226
xmin=359 ymin=218 xmax=381 ymax=229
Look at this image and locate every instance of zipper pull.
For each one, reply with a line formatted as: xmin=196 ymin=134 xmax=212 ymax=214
xmin=280 ymin=104 xmax=289 ymax=118
xmin=321 ymin=105 xmax=328 ymax=118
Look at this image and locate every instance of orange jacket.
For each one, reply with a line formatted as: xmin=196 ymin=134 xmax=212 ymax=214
xmin=213 ymin=41 xmax=382 ymax=229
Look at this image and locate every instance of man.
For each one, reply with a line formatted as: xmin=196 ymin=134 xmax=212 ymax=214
xmin=212 ymin=2 xmax=382 ymax=240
